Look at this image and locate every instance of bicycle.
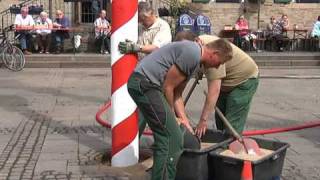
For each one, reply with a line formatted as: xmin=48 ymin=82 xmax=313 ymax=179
xmin=0 ymin=30 xmax=25 ymax=71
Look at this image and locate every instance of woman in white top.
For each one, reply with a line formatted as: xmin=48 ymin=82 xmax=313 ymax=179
xmin=35 ymin=11 xmax=53 ymax=53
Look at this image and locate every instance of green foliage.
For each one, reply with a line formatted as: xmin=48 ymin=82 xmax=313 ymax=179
xmin=169 ymin=0 xmax=188 ymax=19
xmin=167 ymin=0 xmax=189 ymax=35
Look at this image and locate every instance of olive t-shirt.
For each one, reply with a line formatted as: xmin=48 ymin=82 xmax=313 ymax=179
xmin=200 ymin=35 xmax=259 ymax=88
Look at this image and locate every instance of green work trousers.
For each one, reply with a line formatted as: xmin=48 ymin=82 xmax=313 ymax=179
xmin=128 ymin=72 xmax=183 ymax=180
xmin=215 ymin=77 xmax=259 ymax=134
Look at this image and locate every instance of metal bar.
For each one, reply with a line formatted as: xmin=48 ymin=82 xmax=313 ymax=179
xmin=257 ymin=0 xmax=261 ymax=29
xmin=215 ymin=107 xmax=243 ymax=141
xmin=184 ymin=69 xmax=204 ymax=105
xmin=49 ymin=0 xmax=53 ymax=19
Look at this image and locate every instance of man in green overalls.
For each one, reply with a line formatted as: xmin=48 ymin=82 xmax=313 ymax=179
xmin=174 ymin=32 xmax=259 ymax=136
xmin=127 ymin=40 xmax=232 ymax=180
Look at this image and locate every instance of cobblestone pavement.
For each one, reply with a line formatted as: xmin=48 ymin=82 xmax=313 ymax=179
xmin=0 ymin=68 xmax=319 ymax=180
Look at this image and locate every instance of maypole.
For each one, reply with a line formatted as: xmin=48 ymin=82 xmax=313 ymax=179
xmin=110 ymin=0 xmax=139 ymax=166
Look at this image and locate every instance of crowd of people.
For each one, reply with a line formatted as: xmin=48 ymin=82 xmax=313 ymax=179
xmin=13 ymin=6 xmax=111 ymax=55
xmin=12 ymin=5 xmax=320 ymax=55
xmin=232 ymin=13 xmax=320 ymax=52
xmin=232 ymin=14 xmax=290 ymax=52
xmin=14 ymin=7 xmax=70 ymax=55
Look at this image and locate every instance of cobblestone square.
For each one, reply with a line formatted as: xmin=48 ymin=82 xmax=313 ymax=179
xmin=0 ymin=68 xmax=319 ymax=180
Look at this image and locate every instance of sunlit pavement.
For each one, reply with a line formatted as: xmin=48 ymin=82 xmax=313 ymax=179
xmin=0 ymin=68 xmax=319 ymax=179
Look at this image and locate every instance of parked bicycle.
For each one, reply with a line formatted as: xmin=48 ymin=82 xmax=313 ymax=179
xmin=0 ymin=30 xmax=25 ymax=71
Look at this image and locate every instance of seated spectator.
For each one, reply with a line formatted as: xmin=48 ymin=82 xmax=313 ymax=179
xmin=52 ymin=10 xmax=70 ymax=54
xmin=234 ymin=15 xmax=257 ymax=51
xmin=14 ymin=6 xmax=35 ymax=55
xmin=266 ymin=16 xmax=276 ymax=37
xmin=280 ymin=14 xmax=290 ymax=31
xmin=269 ymin=14 xmax=290 ymax=51
xmin=311 ymin=16 xmax=320 ymax=38
xmin=94 ymin=10 xmax=111 ymax=54
xmin=35 ymin=11 xmax=52 ymax=54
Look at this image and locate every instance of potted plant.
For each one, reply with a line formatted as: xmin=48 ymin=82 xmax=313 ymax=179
xmin=169 ymin=0 xmax=189 ymax=17
xmin=274 ymin=0 xmax=292 ymax=4
xmin=248 ymin=0 xmax=266 ymax=3
xmin=158 ymin=7 xmax=170 ymax=17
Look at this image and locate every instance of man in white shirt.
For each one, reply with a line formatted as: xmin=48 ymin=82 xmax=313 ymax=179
xmin=94 ymin=10 xmax=111 ymax=54
xmin=14 ymin=6 xmax=35 ymax=55
xmin=118 ymin=1 xmax=172 ymax=137
xmin=118 ymin=1 xmax=172 ymax=59
xmin=35 ymin=11 xmax=53 ymax=54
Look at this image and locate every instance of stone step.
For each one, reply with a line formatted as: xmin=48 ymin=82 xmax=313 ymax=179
xmin=259 ymin=66 xmax=320 ymax=69
xmin=249 ymin=52 xmax=320 ymax=60
xmin=23 ymin=60 xmax=318 ymax=68
xmin=19 ymin=53 xmax=320 ymax=68
xmin=25 ymin=54 xmax=109 ymax=61
xmin=255 ymin=59 xmax=320 ymax=67
xmin=24 ymin=60 xmax=109 ymax=68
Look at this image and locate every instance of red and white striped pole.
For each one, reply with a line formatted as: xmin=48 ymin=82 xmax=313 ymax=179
xmin=110 ymin=0 xmax=139 ymax=166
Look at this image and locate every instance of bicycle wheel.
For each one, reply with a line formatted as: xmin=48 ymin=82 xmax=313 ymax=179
xmin=2 ymin=45 xmax=25 ymax=71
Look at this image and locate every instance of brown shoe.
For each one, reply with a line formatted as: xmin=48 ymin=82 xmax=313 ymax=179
xmin=23 ymin=50 xmax=32 ymax=55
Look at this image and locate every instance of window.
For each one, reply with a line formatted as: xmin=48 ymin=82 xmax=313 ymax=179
xmin=216 ymin=0 xmax=240 ymax=3
xmin=274 ymin=0 xmax=292 ymax=3
xmin=81 ymin=0 xmax=109 ymax=23
xmin=296 ymin=0 xmax=319 ymax=2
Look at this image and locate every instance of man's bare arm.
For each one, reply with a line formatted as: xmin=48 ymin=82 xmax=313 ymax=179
xmin=195 ymin=79 xmax=221 ymax=137
xmin=140 ymin=44 xmax=159 ymax=54
xmin=163 ymin=65 xmax=195 ymax=133
xmin=174 ymin=81 xmax=188 ymax=120
xmin=173 ymin=81 xmax=195 ymax=133
xmin=163 ymin=64 xmax=186 ymax=112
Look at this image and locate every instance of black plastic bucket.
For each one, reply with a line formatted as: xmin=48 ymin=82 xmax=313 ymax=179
xmin=208 ymin=137 xmax=290 ymax=180
xmin=176 ymin=130 xmax=232 ymax=180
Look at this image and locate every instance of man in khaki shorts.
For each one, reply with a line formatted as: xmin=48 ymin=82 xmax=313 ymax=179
xmin=175 ymin=32 xmax=259 ymax=136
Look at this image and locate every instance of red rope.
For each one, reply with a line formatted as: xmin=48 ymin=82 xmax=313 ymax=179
xmin=95 ymin=101 xmax=111 ymax=128
xmin=96 ymin=100 xmax=320 ymax=136
xmin=242 ymin=121 xmax=320 ymax=136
